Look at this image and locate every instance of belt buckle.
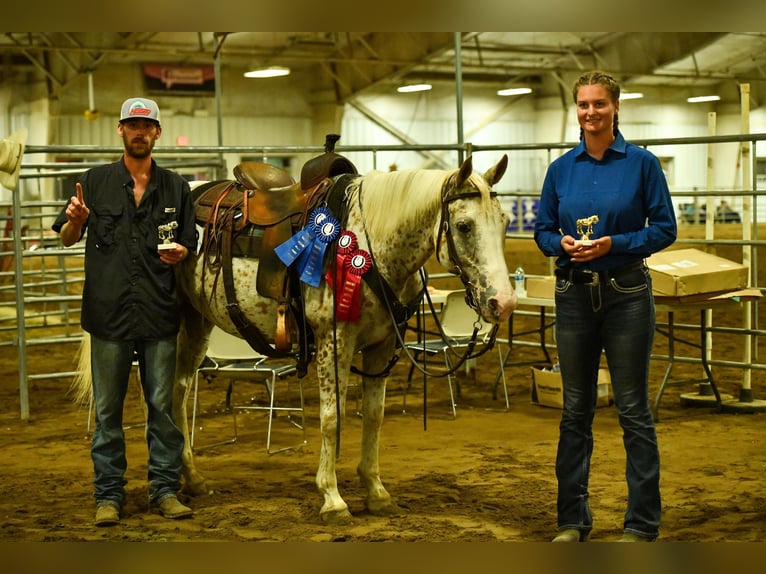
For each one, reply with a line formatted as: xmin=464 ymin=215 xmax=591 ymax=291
xmin=583 ymin=270 xmax=599 ymax=286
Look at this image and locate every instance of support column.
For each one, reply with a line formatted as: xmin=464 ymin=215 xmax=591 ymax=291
xmin=722 ymin=83 xmax=766 ymax=413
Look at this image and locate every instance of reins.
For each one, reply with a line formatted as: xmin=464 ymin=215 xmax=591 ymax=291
xmin=352 ymin=177 xmax=500 ymax=427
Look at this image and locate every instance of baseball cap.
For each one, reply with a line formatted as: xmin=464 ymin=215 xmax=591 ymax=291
xmin=119 ymin=97 xmax=161 ymax=125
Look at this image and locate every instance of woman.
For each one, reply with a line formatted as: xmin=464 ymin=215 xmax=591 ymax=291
xmin=534 ymin=71 xmax=677 ymax=542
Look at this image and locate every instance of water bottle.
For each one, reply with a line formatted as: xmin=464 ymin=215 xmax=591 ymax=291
xmin=514 ymin=265 xmax=526 ymax=297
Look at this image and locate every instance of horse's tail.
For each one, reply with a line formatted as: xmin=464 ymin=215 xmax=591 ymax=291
xmin=70 ymin=332 xmax=92 ymax=407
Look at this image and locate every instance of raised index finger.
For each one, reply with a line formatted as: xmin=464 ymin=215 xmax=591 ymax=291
xmin=75 ymin=182 xmax=84 ymax=206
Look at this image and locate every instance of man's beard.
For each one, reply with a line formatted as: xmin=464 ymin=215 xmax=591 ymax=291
xmin=123 ymin=134 xmax=155 ymax=159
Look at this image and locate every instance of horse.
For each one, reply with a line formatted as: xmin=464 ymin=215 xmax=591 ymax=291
xmin=75 ymin=152 xmax=516 ymax=523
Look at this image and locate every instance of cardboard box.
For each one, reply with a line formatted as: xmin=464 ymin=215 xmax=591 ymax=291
xmin=525 ymin=276 xmax=555 ymax=299
xmin=530 ymin=366 xmax=612 ymax=409
xmin=647 ymin=248 xmax=748 ymax=297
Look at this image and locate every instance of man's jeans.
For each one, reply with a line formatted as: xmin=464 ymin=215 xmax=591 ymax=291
xmin=553 ymin=265 xmax=661 ymax=539
xmin=90 ymin=335 xmax=184 ymax=507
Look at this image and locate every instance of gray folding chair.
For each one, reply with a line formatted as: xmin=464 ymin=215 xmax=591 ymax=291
xmin=191 ymin=327 xmax=304 ymax=454
xmin=404 ymin=289 xmax=509 ymax=417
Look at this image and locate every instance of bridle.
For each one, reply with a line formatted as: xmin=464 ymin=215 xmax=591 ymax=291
xmin=354 ymin=174 xmax=501 ymax=377
xmin=434 ymin=176 xmax=500 ymax=312
xmin=341 ymin=173 xmax=503 ymax=431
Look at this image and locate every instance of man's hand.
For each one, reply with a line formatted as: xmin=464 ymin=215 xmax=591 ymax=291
xmin=66 ymin=182 xmax=90 ymax=226
xmin=159 ymin=243 xmax=189 ymax=266
xmin=60 ymin=182 xmax=90 ymax=247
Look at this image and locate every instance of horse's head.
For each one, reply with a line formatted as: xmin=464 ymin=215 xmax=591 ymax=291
xmin=435 ymin=155 xmax=516 ymax=323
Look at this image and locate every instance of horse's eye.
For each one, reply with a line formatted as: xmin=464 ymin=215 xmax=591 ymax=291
xmin=455 ymin=221 xmax=472 ymax=234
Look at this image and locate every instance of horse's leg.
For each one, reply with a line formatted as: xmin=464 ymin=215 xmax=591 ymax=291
xmin=174 ymin=305 xmax=213 ymax=496
xmin=314 ymin=332 xmax=354 ymax=523
xmin=357 ymin=341 xmax=397 ymax=515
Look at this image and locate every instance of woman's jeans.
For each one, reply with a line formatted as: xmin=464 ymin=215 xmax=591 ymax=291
xmin=553 ymin=265 xmax=661 ymax=539
xmin=90 ymin=335 xmax=184 ymax=507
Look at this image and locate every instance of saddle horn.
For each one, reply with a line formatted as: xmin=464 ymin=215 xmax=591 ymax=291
xmin=324 ymin=134 xmax=341 ymax=153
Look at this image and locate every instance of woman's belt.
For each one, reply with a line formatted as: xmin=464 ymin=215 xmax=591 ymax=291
xmin=554 ymin=260 xmax=646 ymax=286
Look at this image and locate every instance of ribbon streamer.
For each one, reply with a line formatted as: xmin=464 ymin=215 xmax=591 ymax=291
xmin=325 ymin=230 xmax=357 ymax=289
xmin=274 ymin=226 xmax=314 ymax=267
xmin=336 ymin=249 xmax=372 ymax=322
xmin=299 ymin=208 xmax=340 ymax=287
xmin=275 ymin=207 xmax=340 ymax=287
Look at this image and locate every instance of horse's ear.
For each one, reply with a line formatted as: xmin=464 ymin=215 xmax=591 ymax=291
xmin=483 ymin=154 xmax=508 ymax=186
xmin=456 ymin=155 xmax=474 ymax=185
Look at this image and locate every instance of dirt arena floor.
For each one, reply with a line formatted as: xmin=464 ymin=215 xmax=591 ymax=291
xmin=1 ymin=224 xmax=765 ymax=544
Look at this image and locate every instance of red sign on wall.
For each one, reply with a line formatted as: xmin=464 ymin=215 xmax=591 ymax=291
xmin=143 ymin=65 xmax=216 ymax=94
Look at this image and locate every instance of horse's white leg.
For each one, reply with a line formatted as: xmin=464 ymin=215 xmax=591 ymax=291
xmin=174 ymin=308 xmax=212 ymax=496
xmin=314 ymin=335 xmax=354 ymax=523
xmin=357 ymin=346 xmax=396 ymax=515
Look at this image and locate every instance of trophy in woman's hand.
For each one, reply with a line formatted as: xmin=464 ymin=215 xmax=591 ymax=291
xmin=574 ymin=215 xmax=599 ymax=247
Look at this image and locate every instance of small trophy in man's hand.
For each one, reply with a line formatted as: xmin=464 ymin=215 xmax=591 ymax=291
xmin=158 ymin=221 xmax=178 ymax=250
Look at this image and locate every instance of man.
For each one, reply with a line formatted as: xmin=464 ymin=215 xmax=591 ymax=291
xmin=53 ymin=97 xmax=197 ymax=526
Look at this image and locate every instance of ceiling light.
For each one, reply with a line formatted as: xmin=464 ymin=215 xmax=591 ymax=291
xmin=244 ymin=66 xmax=291 ymax=79
xmin=619 ymin=92 xmax=644 ymax=100
xmin=687 ymin=95 xmax=720 ymax=103
xmin=497 ymin=87 xmax=532 ymax=97
xmin=397 ymin=83 xmax=432 ymax=93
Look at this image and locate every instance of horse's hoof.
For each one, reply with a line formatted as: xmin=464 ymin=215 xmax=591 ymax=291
xmin=367 ymin=500 xmax=400 ymax=516
xmin=320 ymin=508 xmax=354 ymax=524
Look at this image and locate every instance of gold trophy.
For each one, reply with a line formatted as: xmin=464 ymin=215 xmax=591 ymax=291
xmin=157 ymin=221 xmax=178 ymax=250
xmin=574 ymin=215 xmax=599 ymax=247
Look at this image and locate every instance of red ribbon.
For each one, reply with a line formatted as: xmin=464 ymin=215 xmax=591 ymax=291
xmin=325 ymin=230 xmax=357 ymax=289
xmin=336 ymin=249 xmax=371 ymax=322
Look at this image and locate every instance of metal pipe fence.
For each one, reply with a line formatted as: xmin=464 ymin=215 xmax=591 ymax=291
xmin=7 ymin=134 xmax=766 ymax=418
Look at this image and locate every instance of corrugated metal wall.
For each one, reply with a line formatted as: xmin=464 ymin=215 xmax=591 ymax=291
xmin=53 ymin=114 xmax=313 ymax=149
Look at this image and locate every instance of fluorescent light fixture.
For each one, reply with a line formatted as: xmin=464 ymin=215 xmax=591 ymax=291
xmin=687 ymin=95 xmax=720 ymax=103
xmin=619 ymin=92 xmax=644 ymax=100
xmin=244 ymin=66 xmax=291 ymax=78
xmin=497 ymin=87 xmax=532 ymax=97
xmin=397 ymin=83 xmax=432 ymax=93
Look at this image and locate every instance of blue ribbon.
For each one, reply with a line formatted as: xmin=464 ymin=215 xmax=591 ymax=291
xmin=274 ymin=227 xmax=314 ymax=267
xmin=274 ymin=207 xmax=340 ymax=287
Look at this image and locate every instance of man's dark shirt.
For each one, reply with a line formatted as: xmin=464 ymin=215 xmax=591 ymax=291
xmin=53 ymin=157 xmax=197 ymax=340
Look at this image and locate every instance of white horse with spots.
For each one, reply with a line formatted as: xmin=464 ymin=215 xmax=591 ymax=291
xmin=76 ymin=154 xmax=516 ymax=523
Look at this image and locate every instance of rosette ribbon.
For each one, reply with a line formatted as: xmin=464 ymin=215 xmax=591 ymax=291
xmin=336 ymin=249 xmax=372 ymax=322
xmin=275 ymin=207 xmax=340 ymax=287
xmin=325 ymin=230 xmax=357 ymax=289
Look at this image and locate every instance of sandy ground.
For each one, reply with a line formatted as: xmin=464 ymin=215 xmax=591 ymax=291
xmin=0 ymin=226 xmax=764 ymax=545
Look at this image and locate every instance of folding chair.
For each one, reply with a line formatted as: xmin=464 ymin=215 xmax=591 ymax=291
xmin=190 ymin=327 xmax=304 ymax=454
xmin=404 ymin=289 xmax=509 ymax=417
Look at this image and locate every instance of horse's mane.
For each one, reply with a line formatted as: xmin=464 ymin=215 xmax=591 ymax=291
xmin=344 ymin=169 xmax=445 ymax=238
xmin=346 ymin=167 xmax=495 ymax=238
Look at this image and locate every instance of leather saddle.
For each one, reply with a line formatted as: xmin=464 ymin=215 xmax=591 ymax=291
xmin=192 ymin=134 xmax=357 ymax=361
